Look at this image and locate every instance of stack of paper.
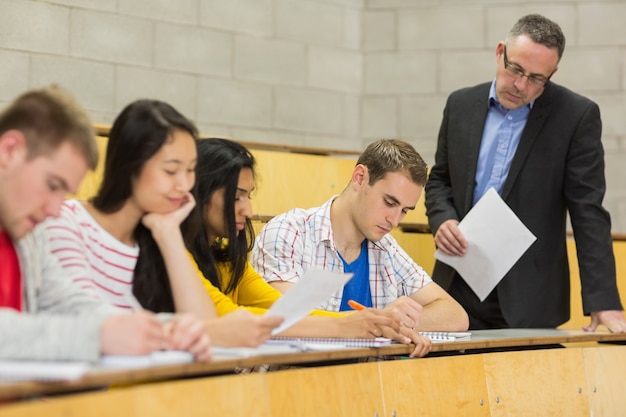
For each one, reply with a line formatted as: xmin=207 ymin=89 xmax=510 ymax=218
xmin=100 ymin=350 xmax=194 ymax=369
xmin=0 ymin=360 xmax=90 ymax=382
xmin=211 ymin=344 xmax=300 ymax=359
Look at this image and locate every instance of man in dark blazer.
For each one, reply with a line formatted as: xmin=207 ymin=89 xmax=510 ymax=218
xmin=425 ymin=14 xmax=626 ymax=332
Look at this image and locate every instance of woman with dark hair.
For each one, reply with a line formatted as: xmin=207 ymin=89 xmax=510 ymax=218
xmin=44 ymin=100 xmax=281 ymax=349
xmin=87 ymin=99 xmax=205 ymax=314
xmin=187 ymin=138 xmax=425 ymax=347
xmin=189 ymin=138 xmax=259 ymax=298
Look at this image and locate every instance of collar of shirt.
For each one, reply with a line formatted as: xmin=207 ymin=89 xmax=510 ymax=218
xmin=312 ymin=196 xmax=387 ymax=253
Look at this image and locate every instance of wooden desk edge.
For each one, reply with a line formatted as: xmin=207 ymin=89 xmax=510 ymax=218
xmin=3 ymin=331 xmax=626 ymax=401
xmin=0 ymin=348 xmax=393 ymax=400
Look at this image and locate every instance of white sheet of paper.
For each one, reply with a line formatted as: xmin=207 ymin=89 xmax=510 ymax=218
xmin=0 ymin=361 xmax=90 ymax=382
xmin=100 ymin=351 xmax=194 ymax=369
xmin=211 ymin=344 xmax=300 ymax=359
xmin=435 ymin=187 xmax=536 ymax=301
xmin=266 ymin=269 xmax=353 ymax=335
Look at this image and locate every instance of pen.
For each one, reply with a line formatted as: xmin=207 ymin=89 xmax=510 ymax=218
xmin=399 ymin=282 xmax=408 ymax=297
xmin=348 ymin=300 xmax=366 ymax=311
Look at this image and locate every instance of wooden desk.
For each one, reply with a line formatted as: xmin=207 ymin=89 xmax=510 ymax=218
xmin=3 ymin=344 xmax=626 ymax=416
xmin=1 ymin=329 xmax=625 ymax=404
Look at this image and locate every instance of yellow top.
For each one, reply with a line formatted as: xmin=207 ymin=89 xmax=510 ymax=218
xmin=189 ymin=253 xmax=343 ymax=318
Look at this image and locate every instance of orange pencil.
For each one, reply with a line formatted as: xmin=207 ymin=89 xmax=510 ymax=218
xmin=348 ymin=300 xmax=366 ymax=311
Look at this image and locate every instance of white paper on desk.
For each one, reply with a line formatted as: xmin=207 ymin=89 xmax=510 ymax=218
xmin=211 ymin=344 xmax=300 ymax=359
xmin=435 ymin=187 xmax=536 ymax=301
xmin=100 ymin=350 xmax=194 ymax=369
xmin=266 ymin=269 xmax=353 ymax=335
xmin=0 ymin=360 xmax=90 ymax=382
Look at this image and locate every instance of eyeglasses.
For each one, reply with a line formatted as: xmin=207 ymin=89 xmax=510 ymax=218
xmin=502 ymin=45 xmax=552 ymax=87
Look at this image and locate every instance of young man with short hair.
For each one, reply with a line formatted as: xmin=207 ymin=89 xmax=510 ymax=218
xmin=253 ymin=139 xmax=469 ymax=355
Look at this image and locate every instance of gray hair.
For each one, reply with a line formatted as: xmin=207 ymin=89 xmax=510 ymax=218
xmin=506 ymin=14 xmax=566 ymax=61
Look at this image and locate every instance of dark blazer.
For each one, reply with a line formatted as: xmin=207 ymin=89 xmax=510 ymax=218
xmin=425 ymin=81 xmax=622 ymax=327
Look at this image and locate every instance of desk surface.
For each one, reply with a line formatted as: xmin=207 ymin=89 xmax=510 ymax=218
xmin=2 ymin=328 xmax=625 ymax=401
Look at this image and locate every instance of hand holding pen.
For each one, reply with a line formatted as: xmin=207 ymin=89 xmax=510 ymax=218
xmin=347 ymin=299 xmax=432 ymax=358
xmin=347 ymin=299 xmax=406 ymax=338
xmin=385 ymin=289 xmax=424 ymax=330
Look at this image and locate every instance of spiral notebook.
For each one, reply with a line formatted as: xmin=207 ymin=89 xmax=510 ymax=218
xmin=266 ymin=336 xmax=392 ymax=350
xmin=420 ymin=332 xmax=472 ymax=342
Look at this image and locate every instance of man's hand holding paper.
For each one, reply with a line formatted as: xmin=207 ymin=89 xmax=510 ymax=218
xmin=434 ymin=188 xmax=537 ymax=301
xmin=434 ymin=219 xmax=468 ymax=256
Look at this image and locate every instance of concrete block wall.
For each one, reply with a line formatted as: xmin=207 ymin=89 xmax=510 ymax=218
xmin=0 ymin=0 xmax=364 ymax=152
xmin=0 ymin=0 xmax=625 ymax=232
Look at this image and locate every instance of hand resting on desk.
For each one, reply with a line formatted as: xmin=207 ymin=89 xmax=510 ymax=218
xmin=100 ymin=311 xmax=168 ymax=356
xmin=164 ymin=313 xmax=212 ymax=362
xmin=584 ymin=310 xmax=626 ymax=334
xmin=100 ymin=311 xmax=212 ymax=362
xmin=205 ymin=309 xmax=284 ymax=348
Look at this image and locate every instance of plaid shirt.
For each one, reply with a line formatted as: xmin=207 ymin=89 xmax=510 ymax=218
xmin=252 ymin=196 xmax=432 ymax=311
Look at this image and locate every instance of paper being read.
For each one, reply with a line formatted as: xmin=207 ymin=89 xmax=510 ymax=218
xmin=266 ymin=269 xmax=353 ymax=335
xmin=435 ymin=187 xmax=536 ymax=301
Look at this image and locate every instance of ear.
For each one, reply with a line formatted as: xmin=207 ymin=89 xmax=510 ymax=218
xmin=0 ymin=130 xmax=27 ymax=170
xmin=351 ymin=164 xmax=368 ymax=189
xmin=496 ymin=42 xmax=505 ymax=62
xmin=550 ymin=66 xmax=559 ymax=77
